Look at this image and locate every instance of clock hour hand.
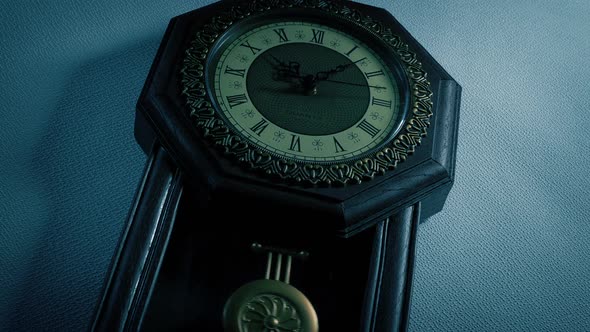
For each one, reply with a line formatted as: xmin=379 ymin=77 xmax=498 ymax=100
xmin=313 ymin=64 xmax=348 ymax=81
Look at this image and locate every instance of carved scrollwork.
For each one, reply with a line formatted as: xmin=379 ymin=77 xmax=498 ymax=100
xmin=180 ymin=0 xmax=433 ymax=186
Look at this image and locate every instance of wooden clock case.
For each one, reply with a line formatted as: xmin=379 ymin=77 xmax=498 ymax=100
xmin=92 ymin=1 xmax=461 ymax=331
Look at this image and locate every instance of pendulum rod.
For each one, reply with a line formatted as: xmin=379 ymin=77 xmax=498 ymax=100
xmin=252 ymin=243 xmax=308 ymax=284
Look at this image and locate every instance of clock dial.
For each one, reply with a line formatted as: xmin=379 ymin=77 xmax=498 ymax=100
xmin=211 ymin=21 xmax=404 ymax=163
xmin=181 ymin=4 xmax=433 ymax=185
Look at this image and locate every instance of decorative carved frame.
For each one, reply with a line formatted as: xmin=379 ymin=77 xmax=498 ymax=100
xmin=180 ymin=0 xmax=433 ymax=185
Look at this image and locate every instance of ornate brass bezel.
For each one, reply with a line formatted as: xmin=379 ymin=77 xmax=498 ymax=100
xmin=180 ymin=0 xmax=433 ymax=186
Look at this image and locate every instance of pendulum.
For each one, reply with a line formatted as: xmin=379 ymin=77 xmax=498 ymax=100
xmin=223 ymin=243 xmax=318 ymax=332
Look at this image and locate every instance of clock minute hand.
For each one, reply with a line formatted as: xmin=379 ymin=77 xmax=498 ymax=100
xmin=272 ymin=71 xmax=387 ymax=94
xmin=322 ymin=79 xmax=387 ymax=90
xmin=314 ymin=64 xmax=348 ymax=81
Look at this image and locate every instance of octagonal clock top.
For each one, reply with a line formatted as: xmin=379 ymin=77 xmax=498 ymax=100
xmin=135 ymin=0 xmax=461 ymax=231
xmin=177 ymin=0 xmax=434 ymax=186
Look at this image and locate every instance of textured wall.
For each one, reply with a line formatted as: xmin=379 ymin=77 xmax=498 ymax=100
xmin=1 ymin=0 xmax=589 ymax=331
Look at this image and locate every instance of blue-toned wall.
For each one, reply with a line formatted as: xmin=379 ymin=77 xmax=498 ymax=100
xmin=1 ymin=0 xmax=589 ymax=330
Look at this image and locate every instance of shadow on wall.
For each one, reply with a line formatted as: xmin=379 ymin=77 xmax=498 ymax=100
xmin=6 ymin=36 xmax=161 ymax=331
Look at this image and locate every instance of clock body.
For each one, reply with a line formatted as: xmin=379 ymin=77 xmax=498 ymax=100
xmin=94 ymin=0 xmax=461 ymax=331
xmin=134 ymin=0 xmax=461 ymax=233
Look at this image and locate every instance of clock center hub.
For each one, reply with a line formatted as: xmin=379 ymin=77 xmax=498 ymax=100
xmin=302 ymin=74 xmax=318 ymax=96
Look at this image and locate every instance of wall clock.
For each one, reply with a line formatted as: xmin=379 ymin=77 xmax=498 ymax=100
xmin=92 ymin=0 xmax=461 ymax=331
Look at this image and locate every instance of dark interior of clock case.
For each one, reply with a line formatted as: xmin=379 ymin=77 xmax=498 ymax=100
xmin=140 ymin=183 xmax=376 ymax=331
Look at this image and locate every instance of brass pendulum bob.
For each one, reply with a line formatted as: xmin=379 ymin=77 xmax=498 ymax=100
xmin=223 ymin=243 xmax=318 ymax=332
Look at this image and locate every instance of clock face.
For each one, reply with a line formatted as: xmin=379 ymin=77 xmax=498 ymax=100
xmin=210 ymin=21 xmax=405 ymax=163
xmin=181 ymin=1 xmax=433 ymax=185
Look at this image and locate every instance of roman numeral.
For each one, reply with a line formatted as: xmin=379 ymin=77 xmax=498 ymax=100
xmin=240 ymin=40 xmax=261 ymax=55
xmin=357 ymin=119 xmax=380 ymax=138
xmin=333 ymin=137 xmax=346 ymax=153
xmin=273 ymin=28 xmax=289 ymax=43
xmin=365 ymin=70 xmax=384 ymax=79
xmin=226 ymin=94 xmax=248 ymax=108
xmin=289 ymin=135 xmax=301 ymax=152
xmin=224 ymin=66 xmax=245 ymax=78
xmin=345 ymin=45 xmax=359 ymax=57
xmin=372 ymin=97 xmax=392 ymax=108
xmin=250 ymin=119 xmax=269 ymax=136
xmin=353 ymin=57 xmax=368 ymax=65
xmin=310 ymin=29 xmax=325 ymax=44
